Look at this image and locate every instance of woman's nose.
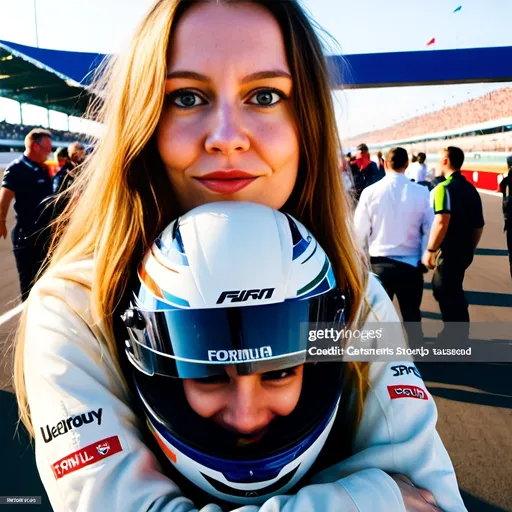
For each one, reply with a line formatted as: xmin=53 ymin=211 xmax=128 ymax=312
xmin=204 ymin=103 xmax=250 ymax=155
xmin=222 ymin=377 xmax=270 ymax=435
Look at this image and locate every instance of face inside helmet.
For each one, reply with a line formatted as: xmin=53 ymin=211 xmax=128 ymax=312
xmin=121 ymin=202 xmax=346 ymax=504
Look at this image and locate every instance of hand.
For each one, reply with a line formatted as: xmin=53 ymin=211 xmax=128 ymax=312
xmin=390 ymin=474 xmax=442 ymax=511
xmin=0 ymin=221 xmax=7 ymax=239
xmin=421 ymin=250 xmax=437 ymax=270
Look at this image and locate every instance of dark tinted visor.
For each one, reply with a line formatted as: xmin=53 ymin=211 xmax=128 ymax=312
xmin=123 ymin=289 xmax=344 ymax=379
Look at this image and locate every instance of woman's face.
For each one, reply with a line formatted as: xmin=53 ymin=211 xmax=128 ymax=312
xmin=183 ymin=365 xmax=304 ymax=441
xmin=157 ymin=2 xmax=300 ymax=212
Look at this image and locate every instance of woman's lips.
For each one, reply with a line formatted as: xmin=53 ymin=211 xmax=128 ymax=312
xmin=195 ymin=170 xmax=259 ymax=194
xmin=197 ymin=178 xmax=257 ymax=194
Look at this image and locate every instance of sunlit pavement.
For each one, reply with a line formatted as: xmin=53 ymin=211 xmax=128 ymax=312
xmin=0 ymin=193 xmax=510 ymax=511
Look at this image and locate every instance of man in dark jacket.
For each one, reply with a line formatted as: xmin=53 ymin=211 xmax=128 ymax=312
xmin=352 ymin=143 xmax=385 ymax=201
xmin=500 ymin=156 xmax=512 ymax=278
xmin=0 ymin=129 xmax=53 ymax=299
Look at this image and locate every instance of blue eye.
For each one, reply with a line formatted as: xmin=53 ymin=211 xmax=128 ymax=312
xmin=168 ymin=90 xmax=206 ymax=109
xmin=248 ymin=89 xmax=285 ymax=107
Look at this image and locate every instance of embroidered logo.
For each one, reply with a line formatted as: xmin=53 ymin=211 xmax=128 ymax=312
xmin=51 ymin=436 xmax=122 ymax=480
xmin=388 ymin=385 xmax=428 ymax=401
xmin=96 ymin=442 xmax=111 ymax=456
xmin=41 ymin=408 xmax=103 ymax=443
xmin=390 ymin=365 xmax=421 ymax=378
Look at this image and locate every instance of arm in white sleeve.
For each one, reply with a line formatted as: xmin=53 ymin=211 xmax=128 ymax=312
xmin=24 ymin=272 xmax=404 ymax=512
xmin=25 ymin=282 xmax=201 ymax=512
xmin=308 ymin=275 xmax=467 ymax=512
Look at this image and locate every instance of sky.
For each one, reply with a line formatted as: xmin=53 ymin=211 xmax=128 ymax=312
xmin=0 ymin=0 xmax=511 ymax=137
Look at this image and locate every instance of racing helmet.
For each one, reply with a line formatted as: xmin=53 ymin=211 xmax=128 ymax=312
xmin=122 ymin=201 xmax=346 ymax=504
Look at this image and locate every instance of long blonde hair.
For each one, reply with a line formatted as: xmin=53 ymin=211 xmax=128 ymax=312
xmin=14 ymin=0 xmax=369 ymax=441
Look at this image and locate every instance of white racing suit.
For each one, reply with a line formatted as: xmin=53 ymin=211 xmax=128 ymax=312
xmin=23 ymin=259 xmax=467 ymax=511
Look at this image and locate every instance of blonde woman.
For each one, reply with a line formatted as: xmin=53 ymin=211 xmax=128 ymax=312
xmin=14 ymin=1 xmax=466 ymax=510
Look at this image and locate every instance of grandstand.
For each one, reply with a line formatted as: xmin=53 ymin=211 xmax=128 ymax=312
xmin=0 ymin=38 xmax=100 ymax=172
xmin=0 ymin=120 xmax=88 ymax=146
xmin=342 ymin=86 xmax=512 ymax=191
xmin=343 ymin=86 xmax=512 ymax=148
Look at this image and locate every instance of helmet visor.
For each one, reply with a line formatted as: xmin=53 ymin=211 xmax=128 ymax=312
xmin=123 ymin=288 xmax=344 ymax=379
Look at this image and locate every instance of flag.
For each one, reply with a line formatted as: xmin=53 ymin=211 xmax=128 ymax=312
xmin=426 ymin=38 xmax=436 ymax=46
xmin=453 ymin=5 xmax=462 ymax=13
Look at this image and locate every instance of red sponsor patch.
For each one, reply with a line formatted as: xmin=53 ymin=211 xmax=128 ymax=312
xmin=51 ymin=436 xmax=122 ymax=480
xmin=388 ymin=385 xmax=428 ymax=401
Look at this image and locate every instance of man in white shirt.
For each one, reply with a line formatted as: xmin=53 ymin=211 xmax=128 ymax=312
xmin=406 ymin=152 xmax=428 ymax=184
xmin=354 ymin=147 xmax=434 ymax=344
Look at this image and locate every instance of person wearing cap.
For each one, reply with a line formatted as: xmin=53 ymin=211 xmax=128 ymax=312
xmin=499 ymin=155 xmax=512 ymax=278
xmin=353 ymin=143 xmax=385 ymax=201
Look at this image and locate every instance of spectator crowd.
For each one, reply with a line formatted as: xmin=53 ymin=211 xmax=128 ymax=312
xmin=344 ymin=87 xmax=512 ymax=146
xmin=0 ymin=121 xmax=86 ymax=144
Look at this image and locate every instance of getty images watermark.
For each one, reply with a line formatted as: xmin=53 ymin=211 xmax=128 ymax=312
xmin=304 ymin=323 xmax=512 ymax=362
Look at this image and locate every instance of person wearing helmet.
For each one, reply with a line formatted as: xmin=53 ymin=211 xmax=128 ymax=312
xmin=15 ymin=1 xmax=466 ymax=511
xmin=116 ymin=202 xmax=462 ymax=512
xmin=22 ymin=203 xmax=464 ymax=511
xmin=121 ymin=202 xmax=347 ymax=506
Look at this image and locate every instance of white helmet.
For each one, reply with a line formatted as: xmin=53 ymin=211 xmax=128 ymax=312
xmin=122 ymin=201 xmax=346 ymax=505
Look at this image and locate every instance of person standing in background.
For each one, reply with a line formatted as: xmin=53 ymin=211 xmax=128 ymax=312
xmin=499 ymin=156 xmax=512 ymax=278
xmin=376 ymin=151 xmax=385 ymax=174
xmin=423 ymin=146 xmax=484 ymax=341
xmin=340 ymin=153 xmax=355 ymax=197
xmin=53 ymin=142 xmax=86 ymax=195
xmin=353 ymin=143 xmax=385 ymax=200
xmin=51 ymin=147 xmax=71 ymax=193
xmin=407 ymin=152 xmax=428 ymax=184
xmin=0 ymin=129 xmax=53 ymax=300
xmin=45 ymin=146 xmax=67 ymax=179
xmin=354 ymin=147 xmax=433 ymax=344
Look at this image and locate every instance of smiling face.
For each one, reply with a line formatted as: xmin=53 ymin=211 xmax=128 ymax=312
xmin=156 ymin=2 xmax=300 ymax=212
xmin=183 ymin=365 xmax=304 ymax=441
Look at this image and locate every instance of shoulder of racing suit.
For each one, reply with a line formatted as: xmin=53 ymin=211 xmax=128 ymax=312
xmin=309 ymin=273 xmax=467 ymax=511
xmin=22 ymin=262 xmax=467 ymax=512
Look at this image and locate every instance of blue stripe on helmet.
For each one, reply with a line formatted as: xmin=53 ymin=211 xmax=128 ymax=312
xmin=142 ymin=389 xmax=340 ymax=484
xmin=293 ymin=237 xmax=311 ymax=260
xmin=284 ymin=213 xmax=311 ymax=261
xmin=161 ymin=290 xmax=190 ymax=308
xmin=136 ymin=283 xmax=188 ymax=310
xmin=297 ymin=276 xmax=333 ymax=301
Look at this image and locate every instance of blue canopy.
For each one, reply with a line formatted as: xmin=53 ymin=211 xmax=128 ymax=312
xmin=334 ymin=46 xmax=512 ymax=89
xmin=0 ymin=39 xmax=104 ymax=116
xmin=0 ymin=39 xmax=104 ymax=85
xmin=1 ymin=39 xmax=512 ymax=116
